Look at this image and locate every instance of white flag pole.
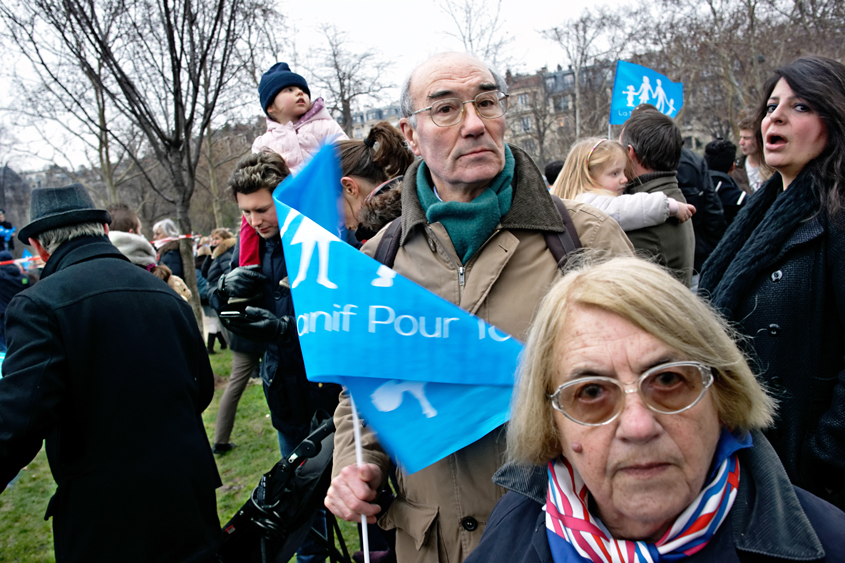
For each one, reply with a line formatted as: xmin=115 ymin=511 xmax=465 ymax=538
xmin=349 ymin=394 xmax=371 ymax=563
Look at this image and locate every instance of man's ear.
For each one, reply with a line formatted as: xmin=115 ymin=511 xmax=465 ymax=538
xmin=29 ymin=237 xmax=51 ymax=262
xmin=104 ymin=224 xmax=109 ymax=235
xmin=340 ymin=177 xmax=359 ymax=197
xmin=399 ymin=117 xmax=421 ymax=156
xmin=627 ymin=144 xmax=638 ymax=164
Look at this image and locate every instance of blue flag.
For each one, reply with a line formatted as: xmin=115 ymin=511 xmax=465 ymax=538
xmin=274 ymin=145 xmax=524 ymax=474
xmin=610 ymin=61 xmax=683 ymax=125
xmin=275 ymin=143 xmax=344 ymax=237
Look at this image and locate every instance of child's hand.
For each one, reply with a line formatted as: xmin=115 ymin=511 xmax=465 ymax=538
xmin=675 ymin=203 xmax=696 ymax=222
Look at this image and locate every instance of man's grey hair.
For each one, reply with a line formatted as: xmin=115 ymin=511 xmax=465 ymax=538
xmin=36 ymin=222 xmax=106 ymax=254
xmin=400 ymin=54 xmax=508 ymax=127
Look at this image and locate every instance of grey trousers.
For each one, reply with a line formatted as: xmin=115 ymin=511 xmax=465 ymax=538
xmin=213 ymin=350 xmax=262 ymax=445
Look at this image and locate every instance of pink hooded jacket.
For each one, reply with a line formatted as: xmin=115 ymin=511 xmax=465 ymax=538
xmin=251 ymin=97 xmax=348 ymax=173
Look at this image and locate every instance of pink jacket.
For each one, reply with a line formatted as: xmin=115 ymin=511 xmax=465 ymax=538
xmin=251 ymin=97 xmax=348 ymax=172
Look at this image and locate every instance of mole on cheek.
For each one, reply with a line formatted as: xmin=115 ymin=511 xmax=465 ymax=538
xmin=571 ymin=442 xmax=584 ymax=454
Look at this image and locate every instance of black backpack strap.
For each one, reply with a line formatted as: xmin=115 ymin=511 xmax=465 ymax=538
xmin=545 ymin=194 xmax=582 ymax=271
xmin=373 ymin=218 xmax=403 ymax=268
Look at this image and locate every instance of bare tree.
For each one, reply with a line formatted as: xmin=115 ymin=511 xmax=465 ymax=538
xmin=0 ymin=0 xmax=251 ymax=328
xmin=310 ymin=24 xmax=392 ymax=137
xmin=438 ymin=0 xmax=514 ymax=70
xmin=543 ymin=8 xmax=626 ymax=137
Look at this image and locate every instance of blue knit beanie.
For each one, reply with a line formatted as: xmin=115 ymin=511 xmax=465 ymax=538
xmin=258 ymin=63 xmax=311 ymax=116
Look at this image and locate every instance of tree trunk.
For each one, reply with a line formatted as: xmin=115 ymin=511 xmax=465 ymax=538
xmin=342 ymin=99 xmax=353 ymax=137
xmin=172 ymin=169 xmax=203 ymax=332
xmin=205 ymin=122 xmax=223 ymax=228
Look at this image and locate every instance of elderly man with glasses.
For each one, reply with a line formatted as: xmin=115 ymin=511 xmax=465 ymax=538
xmin=325 ymin=52 xmax=633 ymax=563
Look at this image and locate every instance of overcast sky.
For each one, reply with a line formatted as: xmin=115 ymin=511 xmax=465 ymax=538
xmin=2 ymin=0 xmax=613 ymax=170
xmin=284 ymin=0 xmax=607 ymax=104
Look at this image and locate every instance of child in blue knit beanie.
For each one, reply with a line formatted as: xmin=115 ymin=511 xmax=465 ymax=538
xmin=252 ymin=62 xmax=348 ymax=173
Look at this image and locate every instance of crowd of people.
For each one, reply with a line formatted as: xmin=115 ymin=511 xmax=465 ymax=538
xmin=0 ymin=48 xmax=843 ymax=563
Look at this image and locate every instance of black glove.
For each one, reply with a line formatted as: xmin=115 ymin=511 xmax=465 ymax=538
xmin=216 ymin=265 xmax=268 ymax=302
xmin=221 ymin=306 xmax=293 ymax=343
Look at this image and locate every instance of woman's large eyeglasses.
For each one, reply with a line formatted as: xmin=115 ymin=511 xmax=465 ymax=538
xmin=548 ymin=361 xmax=714 ymax=426
xmin=411 ymin=91 xmax=509 ymax=127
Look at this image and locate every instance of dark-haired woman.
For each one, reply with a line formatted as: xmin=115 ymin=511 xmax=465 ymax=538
xmin=337 ymin=121 xmax=414 ymax=243
xmin=699 ymin=55 xmax=845 ymax=510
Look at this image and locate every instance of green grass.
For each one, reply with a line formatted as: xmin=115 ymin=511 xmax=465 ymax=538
xmin=0 ymin=349 xmax=360 ymax=562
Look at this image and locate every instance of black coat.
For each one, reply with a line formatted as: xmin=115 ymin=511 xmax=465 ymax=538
xmin=216 ymin=235 xmax=339 ymax=438
xmin=158 ymin=240 xmax=184 ymax=278
xmin=677 ymin=148 xmax=728 ymax=271
xmin=700 ymin=172 xmax=845 ymax=509
xmin=710 ymin=169 xmax=746 ymax=225
xmin=0 ymin=235 xmax=221 ymax=562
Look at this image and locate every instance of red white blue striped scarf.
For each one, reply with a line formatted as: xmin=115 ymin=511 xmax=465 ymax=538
xmin=545 ymin=430 xmax=751 ymax=562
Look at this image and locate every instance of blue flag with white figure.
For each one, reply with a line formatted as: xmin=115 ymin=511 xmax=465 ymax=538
xmin=610 ymin=61 xmax=684 ymax=125
xmin=274 ymin=144 xmax=524 ymax=474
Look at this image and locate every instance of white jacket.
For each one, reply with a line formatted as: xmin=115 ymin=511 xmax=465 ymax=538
xmin=251 ymin=97 xmax=348 ymax=172
xmin=578 ymin=190 xmax=672 ymax=232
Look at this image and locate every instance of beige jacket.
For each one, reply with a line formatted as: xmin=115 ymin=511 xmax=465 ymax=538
xmin=333 ymin=146 xmax=633 ymax=563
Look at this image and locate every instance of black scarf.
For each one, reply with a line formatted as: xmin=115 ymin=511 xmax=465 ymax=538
xmin=698 ymin=169 xmax=821 ymax=318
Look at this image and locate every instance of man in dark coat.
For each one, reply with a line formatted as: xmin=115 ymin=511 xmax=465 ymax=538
xmin=211 ymin=152 xmax=340 ymax=563
xmin=0 ymin=184 xmax=221 ymax=562
xmin=676 ymin=147 xmax=727 ymax=272
xmin=621 ymin=110 xmax=696 ymax=286
xmin=704 ymin=139 xmax=747 ymax=225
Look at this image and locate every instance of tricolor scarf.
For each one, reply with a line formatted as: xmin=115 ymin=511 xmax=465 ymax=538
xmin=545 ymin=429 xmax=752 ymax=562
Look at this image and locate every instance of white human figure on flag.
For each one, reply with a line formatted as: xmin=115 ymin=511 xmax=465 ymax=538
xmin=654 ymin=79 xmax=671 ymax=114
xmin=371 ymin=265 xmax=396 ymax=288
xmin=624 ymin=85 xmax=637 ymax=107
xmin=636 ymin=76 xmax=653 ymax=105
xmin=371 ymin=380 xmax=438 ymax=418
xmin=281 ymin=210 xmax=337 ymax=289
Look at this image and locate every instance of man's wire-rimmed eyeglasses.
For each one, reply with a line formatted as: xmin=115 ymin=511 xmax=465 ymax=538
xmin=411 ymin=91 xmax=509 ymax=127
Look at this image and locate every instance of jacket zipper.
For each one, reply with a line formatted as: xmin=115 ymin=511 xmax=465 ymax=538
xmin=426 ymin=226 xmax=502 ymax=298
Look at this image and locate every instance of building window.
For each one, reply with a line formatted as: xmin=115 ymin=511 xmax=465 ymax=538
xmin=522 ymin=139 xmax=536 ymax=154
xmin=517 ymin=93 xmax=531 ymax=107
xmin=520 ymin=116 xmax=532 ymax=133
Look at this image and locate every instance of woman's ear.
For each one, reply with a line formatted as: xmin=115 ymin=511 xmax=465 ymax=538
xmin=341 ymin=177 xmax=359 ymax=197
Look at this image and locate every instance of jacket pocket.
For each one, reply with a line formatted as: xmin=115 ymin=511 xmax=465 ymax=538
xmin=379 ymin=497 xmax=439 ymax=552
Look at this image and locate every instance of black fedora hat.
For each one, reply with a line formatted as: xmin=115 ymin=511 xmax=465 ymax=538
xmin=19 ymin=184 xmax=111 ymax=244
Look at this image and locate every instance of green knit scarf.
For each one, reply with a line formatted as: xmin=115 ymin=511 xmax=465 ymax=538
xmin=416 ymin=145 xmax=515 ymax=264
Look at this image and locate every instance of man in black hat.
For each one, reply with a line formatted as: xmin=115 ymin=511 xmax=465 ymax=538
xmin=0 ymin=184 xmax=222 ymax=562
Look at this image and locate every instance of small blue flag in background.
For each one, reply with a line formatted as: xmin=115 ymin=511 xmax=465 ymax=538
xmin=274 ymin=144 xmax=524 ymax=474
xmin=610 ymin=60 xmax=684 ymax=125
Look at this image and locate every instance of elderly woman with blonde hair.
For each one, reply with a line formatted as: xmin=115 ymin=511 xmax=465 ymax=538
xmin=465 ymin=257 xmax=845 ymax=563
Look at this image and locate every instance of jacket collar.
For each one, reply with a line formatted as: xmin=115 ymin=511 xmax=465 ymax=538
xmin=399 ymin=144 xmax=565 ymax=246
xmin=710 ymin=170 xmax=736 ymax=186
xmin=211 ymin=236 xmax=236 ymax=259
xmin=264 ymin=97 xmax=331 ymax=132
xmin=41 ymin=235 xmax=129 ymax=280
xmin=626 ymin=170 xmax=677 ymax=193
xmin=493 ymin=429 xmax=824 ymax=559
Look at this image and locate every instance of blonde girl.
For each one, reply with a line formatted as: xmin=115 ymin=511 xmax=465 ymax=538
xmin=552 ymin=137 xmax=694 ymax=231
